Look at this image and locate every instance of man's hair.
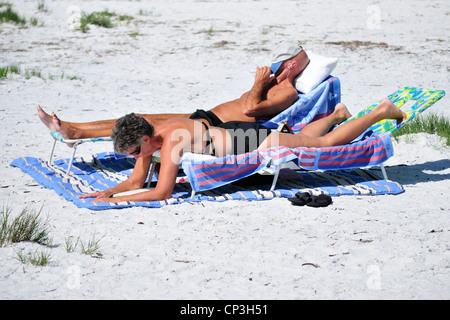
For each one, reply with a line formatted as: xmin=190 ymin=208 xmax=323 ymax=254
xmin=111 ymin=113 xmax=154 ymax=154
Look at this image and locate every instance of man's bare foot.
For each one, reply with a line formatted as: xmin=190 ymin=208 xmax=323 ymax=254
xmin=37 ymin=104 xmax=77 ymax=142
xmin=37 ymin=104 xmax=59 ymax=131
xmin=377 ymin=99 xmax=406 ymax=125
xmin=333 ymin=103 xmax=352 ymax=124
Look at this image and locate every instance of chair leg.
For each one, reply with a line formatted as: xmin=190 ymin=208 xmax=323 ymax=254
xmin=64 ymin=142 xmax=80 ymax=179
xmin=48 ymin=139 xmax=57 ymax=171
xmin=270 ymin=165 xmax=281 ymax=191
xmin=146 ymin=160 xmax=157 ymax=188
xmin=380 ymin=163 xmax=388 ymax=180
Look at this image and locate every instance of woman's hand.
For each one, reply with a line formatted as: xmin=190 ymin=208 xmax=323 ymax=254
xmin=78 ymin=190 xmax=113 ymax=200
xmin=92 ymin=196 xmax=121 ymax=203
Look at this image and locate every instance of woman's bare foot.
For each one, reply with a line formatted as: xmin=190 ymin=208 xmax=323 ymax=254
xmin=36 ymin=104 xmax=76 ymax=140
xmin=376 ymin=99 xmax=406 ymax=125
xmin=333 ymin=103 xmax=352 ymax=125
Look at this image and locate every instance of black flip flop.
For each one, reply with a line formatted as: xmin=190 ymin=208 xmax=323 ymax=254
xmin=306 ymin=194 xmax=332 ymax=207
xmin=288 ymin=192 xmax=311 ymax=206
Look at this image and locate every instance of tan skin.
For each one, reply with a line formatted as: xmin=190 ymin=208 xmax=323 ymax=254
xmin=79 ymin=99 xmax=406 ymax=203
xmin=37 ymin=51 xmax=310 ymax=140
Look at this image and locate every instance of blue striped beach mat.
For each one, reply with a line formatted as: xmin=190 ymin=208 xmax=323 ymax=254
xmin=10 ymin=152 xmax=404 ymax=210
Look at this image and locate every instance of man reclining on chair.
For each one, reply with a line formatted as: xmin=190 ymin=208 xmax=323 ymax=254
xmin=37 ymin=42 xmax=309 ymax=140
xmin=78 ymin=99 xmax=405 ymax=203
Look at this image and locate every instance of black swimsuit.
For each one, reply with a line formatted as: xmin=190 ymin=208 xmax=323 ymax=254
xmin=190 ymin=109 xmax=224 ymax=126
xmin=201 ymin=121 xmax=272 ymax=156
xmin=217 ymin=121 xmax=272 ymax=155
xmin=202 ymin=121 xmax=216 ymax=156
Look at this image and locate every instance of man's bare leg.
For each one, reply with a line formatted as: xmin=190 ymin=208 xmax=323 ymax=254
xmin=37 ymin=105 xmax=189 ymax=139
xmin=259 ymin=99 xmax=405 ymax=150
xmin=299 ymin=103 xmax=352 ymax=137
xmin=321 ymin=98 xmax=405 ymax=146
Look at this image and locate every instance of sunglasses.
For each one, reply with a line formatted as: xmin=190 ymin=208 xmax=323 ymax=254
xmin=129 ymin=144 xmax=141 ymax=156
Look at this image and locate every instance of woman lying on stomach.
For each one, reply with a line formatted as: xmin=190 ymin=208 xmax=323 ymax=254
xmin=79 ymin=100 xmax=405 ymax=203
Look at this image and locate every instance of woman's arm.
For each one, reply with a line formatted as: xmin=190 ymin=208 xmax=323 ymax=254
xmin=92 ymin=141 xmax=182 ymax=203
xmin=79 ymin=155 xmax=152 ymax=200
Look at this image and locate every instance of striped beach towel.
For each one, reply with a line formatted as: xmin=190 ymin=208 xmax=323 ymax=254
xmin=182 ymin=132 xmax=393 ymax=192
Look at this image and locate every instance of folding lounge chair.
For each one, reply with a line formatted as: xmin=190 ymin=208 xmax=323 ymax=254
xmin=48 ymin=132 xmax=112 ymax=178
xmin=175 ymin=87 xmax=445 ymax=196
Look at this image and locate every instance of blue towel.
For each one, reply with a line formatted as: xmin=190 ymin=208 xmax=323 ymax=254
xmin=10 ymin=152 xmax=404 ymax=210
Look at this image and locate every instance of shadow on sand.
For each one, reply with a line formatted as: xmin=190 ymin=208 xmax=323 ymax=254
xmin=381 ymin=159 xmax=450 ymax=185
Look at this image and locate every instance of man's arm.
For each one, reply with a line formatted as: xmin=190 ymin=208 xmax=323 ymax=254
xmin=243 ymin=66 xmax=298 ymax=118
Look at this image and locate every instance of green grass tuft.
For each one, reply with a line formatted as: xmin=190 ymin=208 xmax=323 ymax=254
xmin=80 ymin=10 xmax=114 ymax=32
xmin=0 ymin=5 xmax=26 ymax=25
xmin=79 ymin=10 xmax=134 ymax=32
xmin=16 ymin=249 xmax=54 ymax=266
xmin=0 ymin=205 xmax=51 ymax=247
xmin=0 ymin=64 xmax=20 ymax=78
xmin=393 ymin=113 xmax=450 ymax=146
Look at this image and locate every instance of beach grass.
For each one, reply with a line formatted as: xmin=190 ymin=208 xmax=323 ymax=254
xmin=0 ymin=64 xmax=20 ymax=78
xmin=0 ymin=2 xmax=42 ymax=26
xmin=25 ymin=68 xmax=43 ymax=80
xmin=81 ymin=235 xmax=103 ymax=258
xmin=0 ymin=4 xmax=26 ymax=25
xmin=37 ymin=1 xmax=48 ymax=13
xmin=0 ymin=205 xmax=51 ymax=248
xmin=64 ymin=235 xmax=80 ymax=253
xmin=393 ymin=113 xmax=450 ymax=146
xmin=81 ymin=10 xmax=115 ymax=30
xmin=79 ymin=10 xmax=134 ymax=32
xmin=16 ymin=249 xmax=54 ymax=266
xmin=1 ymin=64 xmax=83 ymax=81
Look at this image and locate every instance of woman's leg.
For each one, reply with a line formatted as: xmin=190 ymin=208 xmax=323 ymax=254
xmin=258 ymin=99 xmax=405 ymax=150
xmin=37 ymin=105 xmax=189 ymax=139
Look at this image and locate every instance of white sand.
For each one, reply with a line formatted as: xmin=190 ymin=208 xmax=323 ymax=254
xmin=0 ymin=0 xmax=449 ymax=300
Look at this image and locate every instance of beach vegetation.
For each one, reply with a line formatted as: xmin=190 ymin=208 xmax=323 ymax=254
xmin=0 ymin=2 xmax=42 ymax=27
xmin=81 ymin=235 xmax=103 ymax=258
xmin=0 ymin=205 xmax=51 ymax=248
xmin=64 ymin=235 xmax=80 ymax=253
xmin=25 ymin=68 xmax=43 ymax=80
xmin=37 ymin=1 xmax=49 ymax=13
xmin=138 ymin=9 xmax=152 ymax=16
xmin=0 ymin=64 xmax=20 ymax=78
xmin=79 ymin=10 xmax=134 ymax=33
xmin=1 ymin=64 xmax=83 ymax=81
xmin=16 ymin=249 xmax=54 ymax=266
xmin=393 ymin=113 xmax=450 ymax=146
xmin=0 ymin=4 xmax=26 ymax=25
xmin=30 ymin=17 xmax=40 ymax=26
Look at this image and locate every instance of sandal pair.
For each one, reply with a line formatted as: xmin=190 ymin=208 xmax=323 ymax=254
xmin=288 ymin=192 xmax=332 ymax=207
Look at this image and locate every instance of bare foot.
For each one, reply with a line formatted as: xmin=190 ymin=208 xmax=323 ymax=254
xmin=377 ymin=99 xmax=406 ymax=125
xmin=37 ymin=104 xmax=59 ymax=131
xmin=37 ymin=104 xmax=77 ymax=143
xmin=333 ymin=103 xmax=352 ymax=124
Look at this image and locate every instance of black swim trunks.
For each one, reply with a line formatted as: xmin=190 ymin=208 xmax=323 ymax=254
xmin=201 ymin=121 xmax=216 ymax=156
xmin=189 ymin=109 xmax=224 ymax=126
xmin=217 ymin=121 xmax=272 ymax=155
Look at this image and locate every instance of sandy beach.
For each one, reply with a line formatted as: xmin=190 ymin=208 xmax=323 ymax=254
xmin=0 ymin=0 xmax=449 ymax=301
